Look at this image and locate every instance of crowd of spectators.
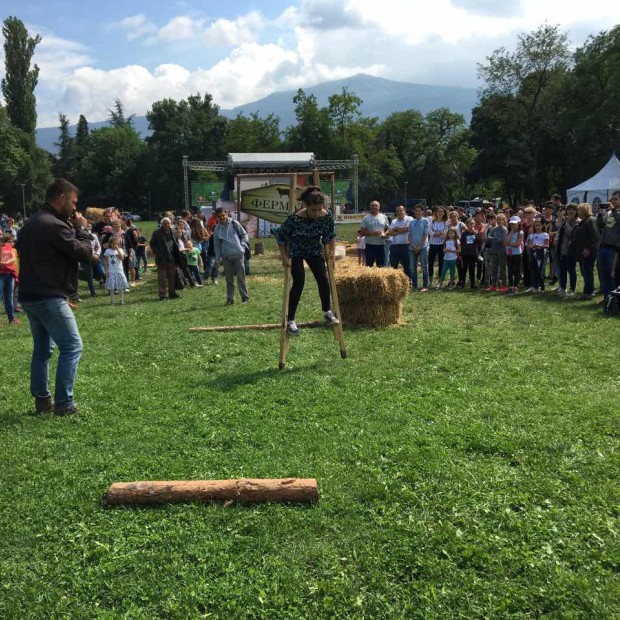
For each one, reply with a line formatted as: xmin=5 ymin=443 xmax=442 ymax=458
xmin=357 ymin=193 xmax=620 ymax=305
xmin=2 ymin=189 xmax=620 ymax=326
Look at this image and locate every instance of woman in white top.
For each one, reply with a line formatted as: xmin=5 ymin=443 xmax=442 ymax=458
xmin=428 ymin=207 xmax=449 ymax=284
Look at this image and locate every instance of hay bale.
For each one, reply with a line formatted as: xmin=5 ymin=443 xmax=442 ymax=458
xmin=335 ymin=259 xmax=409 ymax=327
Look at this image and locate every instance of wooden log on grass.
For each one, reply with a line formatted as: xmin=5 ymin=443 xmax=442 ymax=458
xmin=189 ymin=322 xmax=324 ymax=333
xmin=105 ymin=478 xmax=319 ymax=506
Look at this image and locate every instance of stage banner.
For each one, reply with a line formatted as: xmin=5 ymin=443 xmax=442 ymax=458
xmin=240 ymin=184 xmax=303 ymax=224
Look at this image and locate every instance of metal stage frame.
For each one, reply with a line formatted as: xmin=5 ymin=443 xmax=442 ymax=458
xmin=182 ymin=153 xmax=359 ymax=213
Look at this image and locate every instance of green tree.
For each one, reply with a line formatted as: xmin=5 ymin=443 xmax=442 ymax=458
xmin=421 ymin=108 xmax=475 ymax=204
xmin=327 ymin=87 xmax=362 ymax=157
xmin=225 ymin=112 xmax=281 ymax=153
xmin=75 ymin=114 xmax=90 ymax=149
xmin=108 ymin=99 xmax=135 ymax=129
xmin=472 ymin=23 xmax=571 ymax=201
xmin=53 ymin=113 xmax=75 ymax=179
xmin=79 ymin=125 xmax=146 ymax=209
xmin=1 ymin=16 xmax=41 ymax=134
xmin=284 ymin=89 xmax=333 ymax=157
xmin=377 ymin=108 xmax=473 ymax=204
xmin=0 ymin=105 xmax=51 ymax=213
xmin=0 ymin=106 xmax=28 ymax=210
xmin=146 ymin=93 xmax=228 ymax=211
xmin=558 ymin=25 xmax=620 ymax=187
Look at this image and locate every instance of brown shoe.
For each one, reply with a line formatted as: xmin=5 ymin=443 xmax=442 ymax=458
xmin=54 ymin=404 xmax=79 ymax=416
xmin=35 ymin=396 xmax=54 ymax=414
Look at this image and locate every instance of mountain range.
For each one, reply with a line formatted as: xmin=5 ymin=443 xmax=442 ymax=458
xmin=35 ymin=73 xmax=479 ymax=153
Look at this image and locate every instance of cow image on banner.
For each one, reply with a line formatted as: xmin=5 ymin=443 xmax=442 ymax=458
xmin=241 ymin=184 xmax=305 ymax=224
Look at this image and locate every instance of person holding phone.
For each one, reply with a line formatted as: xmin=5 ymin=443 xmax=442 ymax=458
xmin=16 ymin=178 xmax=93 ymax=416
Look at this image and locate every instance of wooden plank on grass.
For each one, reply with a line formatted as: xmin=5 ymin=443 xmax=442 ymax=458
xmin=105 ymin=478 xmax=319 ymax=505
xmin=189 ymin=322 xmax=323 ymax=333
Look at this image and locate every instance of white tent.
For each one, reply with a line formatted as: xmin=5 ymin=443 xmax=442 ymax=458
xmin=566 ymin=153 xmax=620 ymax=206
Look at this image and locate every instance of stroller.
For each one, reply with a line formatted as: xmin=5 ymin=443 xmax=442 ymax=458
xmin=604 ymin=287 xmax=620 ymax=317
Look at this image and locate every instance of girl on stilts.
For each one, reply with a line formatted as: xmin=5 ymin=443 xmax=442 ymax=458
xmin=276 ymin=185 xmax=340 ymax=336
xmin=104 ymin=236 xmax=129 ymax=304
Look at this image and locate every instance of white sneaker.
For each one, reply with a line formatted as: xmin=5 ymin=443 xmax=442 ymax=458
xmin=565 ymin=290 xmax=575 ymax=297
xmin=287 ymin=320 xmax=300 ymax=336
xmin=526 ymin=287 xmax=535 ymax=293
xmin=555 ymin=287 xmax=565 ymax=294
xmin=324 ymin=310 xmax=340 ymax=325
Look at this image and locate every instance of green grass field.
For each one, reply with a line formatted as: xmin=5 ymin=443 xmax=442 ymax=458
xmin=1 ymin=248 xmax=619 ymax=619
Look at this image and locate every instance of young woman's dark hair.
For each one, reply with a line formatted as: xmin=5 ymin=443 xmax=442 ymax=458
xmin=299 ymin=185 xmax=325 ymax=205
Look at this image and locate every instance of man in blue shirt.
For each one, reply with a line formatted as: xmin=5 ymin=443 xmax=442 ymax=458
xmin=408 ymin=204 xmax=430 ymax=291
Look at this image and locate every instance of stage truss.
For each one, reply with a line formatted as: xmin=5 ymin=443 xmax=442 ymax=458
xmin=182 ymin=154 xmax=359 ymax=213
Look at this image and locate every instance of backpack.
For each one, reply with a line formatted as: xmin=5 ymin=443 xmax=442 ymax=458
xmin=231 ymin=219 xmax=251 ymax=259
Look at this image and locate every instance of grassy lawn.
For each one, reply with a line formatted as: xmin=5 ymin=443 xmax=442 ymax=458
xmin=1 ymin=249 xmax=619 ymax=619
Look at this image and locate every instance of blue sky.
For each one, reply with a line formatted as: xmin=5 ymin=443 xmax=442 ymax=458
xmin=1 ymin=0 xmax=619 ymax=127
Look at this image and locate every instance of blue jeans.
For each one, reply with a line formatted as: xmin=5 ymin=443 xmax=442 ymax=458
xmin=389 ymin=244 xmax=412 ymax=281
xmin=21 ymin=298 xmax=83 ymax=409
xmin=365 ymin=244 xmax=385 ymax=267
xmin=597 ymin=246 xmax=616 ymax=299
xmin=579 ymin=255 xmax=596 ymax=295
xmin=203 ymin=256 xmax=219 ymax=281
xmin=558 ymin=254 xmax=577 ymax=292
xmin=135 ymin=247 xmax=148 ymax=270
xmin=384 ymin=239 xmax=392 ymax=266
xmin=440 ymin=259 xmax=457 ymax=282
xmin=0 ymin=272 xmax=16 ymax=322
xmin=409 ymin=247 xmax=429 ymax=288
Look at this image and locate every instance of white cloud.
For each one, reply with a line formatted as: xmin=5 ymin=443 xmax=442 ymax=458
xmin=204 ymin=12 xmax=265 ymax=46
xmin=34 ymin=34 xmax=92 ymax=80
xmin=157 ymin=16 xmax=200 ymax=41
xmin=155 ymin=11 xmax=265 ymax=46
xmin=110 ymin=14 xmax=157 ymax=41
xmin=7 ymin=1 xmax=618 ymax=127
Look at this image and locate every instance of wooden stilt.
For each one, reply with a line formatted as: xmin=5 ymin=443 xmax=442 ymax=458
xmin=278 ymin=174 xmax=298 ymax=370
xmin=279 ymin=261 xmax=292 ymax=370
xmin=325 ymin=244 xmax=347 ymax=359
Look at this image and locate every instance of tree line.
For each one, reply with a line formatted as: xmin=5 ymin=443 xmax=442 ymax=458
xmin=1 ymin=16 xmax=619 ymax=216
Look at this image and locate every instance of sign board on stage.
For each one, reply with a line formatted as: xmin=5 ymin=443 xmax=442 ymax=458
xmin=240 ymin=184 xmax=303 ymax=224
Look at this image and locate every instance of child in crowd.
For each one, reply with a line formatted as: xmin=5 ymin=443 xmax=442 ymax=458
xmin=436 ymin=227 xmax=460 ymax=289
xmin=184 ymin=240 xmax=204 ymax=287
xmin=526 ymin=219 xmax=550 ymax=293
xmin=104 ymin=236 xmax=129 ymax=304
xmin=0 ymin=233 xmax=20 ymax=325
xmin=128 ymin=246 xmax=139 ymax=285
xmin=135 ymin=228 xmax=148 ymax=271
xmin=458 ymin=218 xmax=482 ymax=289
xmin=505 ymin=216 xmax=524 ymax=294
xmin=176 ymin=222 xmax=187 ymax=251
xmin=356 ymin=231 xmax=366 ymax=265
xmin=482 ymin=213 xmax=496 ymax=289
xmin=489 ymin=213 xmax=508 ymax=292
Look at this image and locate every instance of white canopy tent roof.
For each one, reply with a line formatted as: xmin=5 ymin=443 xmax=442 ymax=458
xmin=567 ymin=153 xmax=620 ymax=205
xmin=228 ymin=152 xmax=315 ymax=170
